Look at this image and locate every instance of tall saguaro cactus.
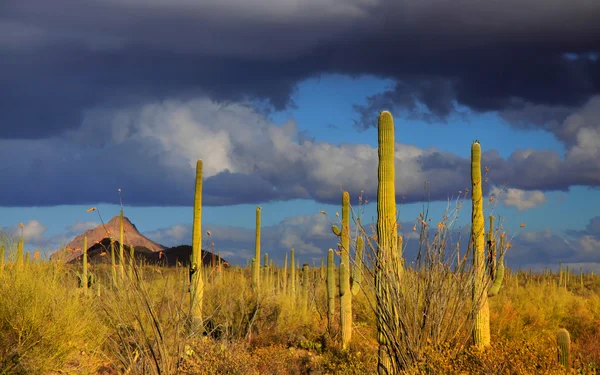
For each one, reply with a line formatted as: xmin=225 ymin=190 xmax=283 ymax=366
xmin=339 ymin=191 xmax=353 ymax=348
xmin=253 ymin=207 xmax=262 ymax=292
xmin=376 ymin=110 xmax=399 ymax=374
xmin=471 ymin=141 xmax=490 ymax=348
xmin=190 ymin=159 xmax=204 ymax=329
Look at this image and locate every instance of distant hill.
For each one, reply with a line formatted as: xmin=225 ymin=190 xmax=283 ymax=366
xmin=64 ymin=240 xmax=229 ymax=268
xmin=50 ymin=215 xmax=166 ymax=263
xmin=51 ymin=216 xmax=229 ymax=267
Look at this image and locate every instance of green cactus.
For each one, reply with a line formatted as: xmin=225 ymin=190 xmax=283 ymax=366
xmin=16 ymin=237 xmax=24 ymax=269
xmin=302 ymin=263 xmax=310 ymax=312
xmin=110 ymin=239 xmax=117 ymax=289
xmin=82 ymin=236 xmax=88 ymax=294
xmin=327 ymin=248 xmax=335 ymax=334
xmin=263 ymin=253 xmax=269 ymax=293
xmin=119 ymin=209 xmax=125 ymax=281
xmin=376 ymin=111 xmax=400 ymax=374
xmin=487 ymin=218 xmax=506 ymax=298
xmin=557 ymin=328 xmax=571 ymax=370
xmin=471 ymin=140 xmax=490 ymax=348
xmin=338 ymin=191 xmax=353 ymax=349
xmin=351 ymin=236 xmax=364 ymax=296
xmin=129 ymin=244 xmax=135 ymax=280
xmin=283 ymin=252 xmax=288 ymax=296
xmin=290 ymin=248 xmax=296 ymax=299
xmin=190 ymin=159 xmax=204 ymax=329
xmin=253 ymin=206 xmax=262 ymax=292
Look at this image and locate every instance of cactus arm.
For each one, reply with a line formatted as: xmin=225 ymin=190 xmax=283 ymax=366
xmin=351 ymin=236 xmax=363 ymax=296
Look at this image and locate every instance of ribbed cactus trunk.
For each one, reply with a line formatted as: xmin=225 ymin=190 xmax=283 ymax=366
xmin=351 ymin=236 xmax=364 ymax=296
xmin=190 ymin=159 xmax=204 ymax=329
xmin=263 ymin=253 xmax=269 ymax=294
xmin=376 ymin=111 xmax=399 ymax=375
xmin=471 ymin=141 xmax=490 ymax=348
xmin=110 ymin=239 xmax=117 ymax=290
xmin=339 ymin=191 xmax=353 ymax=349
xmin=290 ymin=249 xmax=296 ymax=305
xmin=119 ymin=209 xmax=125 ymax=281
xmin=128 ymin=244 xmax=135 ymax=280
xmin=82 ymin=236 xmax=88 ymax=295
xmin=253 ymin=207 xmax=261 ymax=293
xmin=16 ymin=238 xmax=24 ymax=269
xmin=283 ymin=253 xmax=288 ymax=296
xmin=557 ymin=328 xmax=571 ymax=370
xmin=302 ymin=263 xmax=310 ymax=312
xmin=327 ymin=248 xmax=335 ymax=334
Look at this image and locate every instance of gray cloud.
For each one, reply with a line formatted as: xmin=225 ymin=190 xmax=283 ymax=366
xmin=0 ymin=97 xmax=599 ymax=206
xmin=1 ymin=0 xmax=599 ymax=138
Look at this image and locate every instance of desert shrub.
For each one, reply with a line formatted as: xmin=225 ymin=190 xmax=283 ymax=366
xmin=0 ymin=257 xmax=106 ymax=374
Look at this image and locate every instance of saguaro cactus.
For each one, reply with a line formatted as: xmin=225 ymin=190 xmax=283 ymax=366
xmin=335 ymin=191 xmax=353 ymax=349
xmin=302 ymin=263 xmax=310 ymax=312
xmin=283 ymin=252 xmax=288 ymax=296
xmin=253 ymin=207 xmax=262 ymax=292
xmin=82 ymin=236 xmax=88 ymax=295
xmin=351 ymin=236 xmax=364 ymax=296
xmin=557 ymin=328 xmax=571 ymax=370
xmin=190 ymin=159 xmax=204 ymax=329
xmin=327 ymin=248 xmax=335 ymax=333
xmin=376 ymin=111 xmax=399 ymax=374
xmin=290 ymin=248 xmax=296 ymax=300
xmin=16 ymin=237 xmax=24 ymax=269
xmin=471 ymin=140 xmax=490 ymax=348
xmin=119 ymin=209 xmax=125 ymax=281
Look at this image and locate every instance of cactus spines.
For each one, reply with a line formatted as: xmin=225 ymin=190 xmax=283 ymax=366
xmin=471 ymin=140 xmax=491 ymax=348
xmin=253 ymin=206 xmax=262 ymax=292
xmin=190 ymin=159 xmax=204 ymax=329
xmin=327 ymin=248 xmax=335 ymax=334
xmin=82 ymin=236 xmax=88 ymax=295
xmin=376 ymin=110 xmax=399 ymax=374
xmin=557 ymin=328 xmax=571 ymax=370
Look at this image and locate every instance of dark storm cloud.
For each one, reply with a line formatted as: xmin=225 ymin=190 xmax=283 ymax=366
xmin=2 ymin=0 xmax=600 ymax=137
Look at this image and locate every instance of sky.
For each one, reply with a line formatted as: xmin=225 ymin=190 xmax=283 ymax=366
xmin=1 ymin=0 xmax=599 ymax=272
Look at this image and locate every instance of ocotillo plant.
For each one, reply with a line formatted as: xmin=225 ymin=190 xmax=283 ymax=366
xmin=253 ymin=206 xmax=262 ymax=292
xmin=327 ymin=248 xmax=335 ymax=334
xmin=190 ymin=159 xmax=204 ymax=330
xmin=557 ymin=328 xmax=571 ymax=371
xmin=471 ymin=140 xmax=490 ymax=348
xmin=376 ymin=110 xmax=400 ymax=374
